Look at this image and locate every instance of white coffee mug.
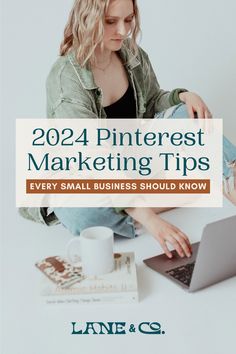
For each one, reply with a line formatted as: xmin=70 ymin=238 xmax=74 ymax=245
xmin=66 ymin=226 xmax=115 ymax=276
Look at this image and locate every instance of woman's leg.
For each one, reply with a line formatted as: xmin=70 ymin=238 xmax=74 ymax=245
xmin=53 ymin=207 xmax=136 ymax=238
xmin=156 ymin=103 xmax=236 ymax=205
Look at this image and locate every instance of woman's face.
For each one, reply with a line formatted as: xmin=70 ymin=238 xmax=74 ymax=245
xmin=103 ymin=0 xmax=134 ymax=52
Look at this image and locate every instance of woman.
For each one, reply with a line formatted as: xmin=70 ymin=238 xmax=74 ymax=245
xmin=20 ymin=0 xmax=236 ymax=259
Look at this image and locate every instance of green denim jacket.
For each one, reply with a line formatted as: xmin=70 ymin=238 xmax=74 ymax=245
xmin=19 ymin=40 xmax=185 ymax=225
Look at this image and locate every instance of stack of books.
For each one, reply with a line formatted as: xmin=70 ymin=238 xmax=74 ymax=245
xmin=36 ymin=252 xmax=138 ymax=304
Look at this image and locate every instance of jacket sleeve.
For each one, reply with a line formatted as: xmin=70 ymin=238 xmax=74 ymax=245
xmin=139 ymin=48 xmax=186 ymax=117
xmin=46 ymin=60 xmax=99 ymax=119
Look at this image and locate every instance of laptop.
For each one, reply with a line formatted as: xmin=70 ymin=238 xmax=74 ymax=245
xmin=143 ymin=215 xmax=236 ymax=292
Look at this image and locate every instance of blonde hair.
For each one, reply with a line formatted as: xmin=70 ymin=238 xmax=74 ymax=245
xmin=60 ymin=0 xmax=141 ymax=67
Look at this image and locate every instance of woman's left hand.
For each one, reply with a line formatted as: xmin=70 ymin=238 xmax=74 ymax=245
xmin=179 ymin=92 xmax=212 ymax=119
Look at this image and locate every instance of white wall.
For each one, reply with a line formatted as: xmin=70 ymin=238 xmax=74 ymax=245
xmin=138 ymin=0 xmax=236 ymax=143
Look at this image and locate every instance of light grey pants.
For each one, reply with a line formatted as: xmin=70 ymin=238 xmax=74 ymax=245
xmin=54 ymin=104 xmax=236 ymax=237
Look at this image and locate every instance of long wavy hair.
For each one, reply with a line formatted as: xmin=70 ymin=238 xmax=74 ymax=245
xmin=60 ymin=0 xmax=141 ymax=67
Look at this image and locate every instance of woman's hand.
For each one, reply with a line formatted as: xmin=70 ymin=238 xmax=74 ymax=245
xmin=147 ymin=214 xmax=192 ymax=259
xmin=179 ymin=92 xmax=212 ymax=119
xmin=125 ymin=207 xmax=192 ymax=259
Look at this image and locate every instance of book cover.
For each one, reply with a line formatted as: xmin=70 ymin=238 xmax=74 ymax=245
xmin=37 ymin=252 xmax=138 ymax=304
xmin=35 ymin=256 xmax=84 ymax=288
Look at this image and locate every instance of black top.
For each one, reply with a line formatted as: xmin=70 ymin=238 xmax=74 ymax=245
xmin=104 ymin=83 xmax=136 ymax=118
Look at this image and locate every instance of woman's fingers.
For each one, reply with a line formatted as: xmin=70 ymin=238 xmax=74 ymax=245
xmin=174 ymin=233 xmax=192 ymax=257
xmin=151 ymin=216 xmax=192 ymax=259
xmin=160 ymin=230 xmax=192 ymax=258
xmin=158 ymin=238 xmax=173 ymax=259
xmin=166 ymin=234 xmax=185 ymax=257
xmin=170 ymin=225 xmax=192 ymax=248
xmin=196 ymin=106 xmax=205 ymax=119
xmin=204 ymin=109 xmax=212 ymax=119
xmin=175 ymin=229 xmax=192 ymax=247
xmin=187 ymin=105 xmax=195 ymax=119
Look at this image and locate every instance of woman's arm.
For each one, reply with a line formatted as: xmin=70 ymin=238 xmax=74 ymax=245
xmin=138 ymin=47 xmax=187 ymax=117
xmin=125 ymin=207 xmax=192 ymax=259
xmin=138 ymin=47 xmax=211 ymax=119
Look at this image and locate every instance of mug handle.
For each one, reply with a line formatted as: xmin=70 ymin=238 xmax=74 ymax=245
xmin=66 ymin=238 xmax=81 ymax=265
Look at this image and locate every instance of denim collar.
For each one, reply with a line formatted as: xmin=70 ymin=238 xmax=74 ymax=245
xmin=68 ymin=41 xmax=140 ymax=91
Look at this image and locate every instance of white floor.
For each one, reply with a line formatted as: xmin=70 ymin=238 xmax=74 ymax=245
xmin=1 ymin=198 xmax=236 ymax=354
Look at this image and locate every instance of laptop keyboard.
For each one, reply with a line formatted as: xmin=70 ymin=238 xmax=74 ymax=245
xmin=166 ymin=262 xmax=195 ymax=287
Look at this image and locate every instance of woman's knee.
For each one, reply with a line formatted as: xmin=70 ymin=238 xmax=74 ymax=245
xmin=155 ymin=103 xmax=190 ymax=119
xmin=170 ymin=103 xmax=190 ymax=119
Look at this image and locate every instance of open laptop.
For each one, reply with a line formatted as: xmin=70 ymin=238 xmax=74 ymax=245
xmin=143 ymin=215 xmax=236 ymax=292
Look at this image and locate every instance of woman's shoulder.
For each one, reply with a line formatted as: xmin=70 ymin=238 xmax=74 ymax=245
xmin=46 ymin=53 xmax=78 ymax=86
xmin=46 ymin=51 xmax=96 ymax=92
xmin=46 ymin=52 xmax=97 ymax=117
